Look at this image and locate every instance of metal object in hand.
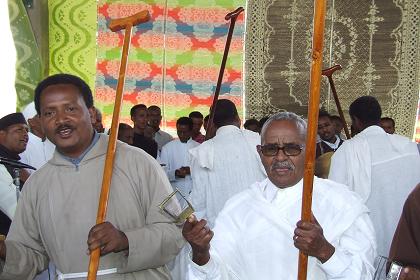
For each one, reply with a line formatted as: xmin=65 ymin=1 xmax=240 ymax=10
xmin=386 ymin=262 xmax=403 ymax=280
xmin=158 ymin=189 xmax=194 ymax=224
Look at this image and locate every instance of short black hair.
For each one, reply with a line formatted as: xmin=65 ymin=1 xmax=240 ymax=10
xmin=330 ymin=115 xmax=343 ymax=123
xmin=259 ymin=116 xmax=269 ymax=128
xmin=147 ymin=105 xmax=161 ymax=114
xmin=213 ymin=99 xmax=238 ymax=128
xmin=189 ymin=111 xmax=203 ymax=119
xmin=118 ymin=123 xmax=132 ymax=131
xmin=349 ymin=96 xmax=381 ymax=125
xmin=34 ymin=74 xmax=93 ymax=115
xmin=318 ymin=109 xmax=331 ymax=120
xmin=130 ymin=104 xmax=147 ymax=117
xmin=176 ymin=117 xmax=193 ymax=130
xmin=244 ymin=118 xmax=259 ymax=129
xmin=381 ymin=117 xmax=395 ymax=127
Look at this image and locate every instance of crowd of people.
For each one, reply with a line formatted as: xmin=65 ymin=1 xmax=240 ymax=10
xmin=0 ymin=73 xmax=419 ymax=280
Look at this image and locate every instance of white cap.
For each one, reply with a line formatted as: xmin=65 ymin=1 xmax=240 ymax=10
xmin=21 ymin=102 xmax=37 ymax=122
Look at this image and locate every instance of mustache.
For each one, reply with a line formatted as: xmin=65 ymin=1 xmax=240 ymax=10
xmin=271 ymin=160 xmax=295 ymax=171
xmin=55 ymin=124 xmax=74 ymax=134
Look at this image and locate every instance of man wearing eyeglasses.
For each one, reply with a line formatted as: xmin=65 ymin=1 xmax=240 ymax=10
xmin=182 ymin=112 xmax=376 ymax=279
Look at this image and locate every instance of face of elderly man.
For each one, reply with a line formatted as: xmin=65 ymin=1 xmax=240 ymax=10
xmin=258 ymin=120 xmax=306 ymax=188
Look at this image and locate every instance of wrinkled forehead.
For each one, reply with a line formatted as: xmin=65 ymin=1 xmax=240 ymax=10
xmin=261 ymin=120 xmax=305 ymax=145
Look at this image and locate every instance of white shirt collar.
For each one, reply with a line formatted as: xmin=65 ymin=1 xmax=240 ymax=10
xmin=262 ymin=178 xmax=303 ymax=203
xmin=321 ymin=135 xmax=341 ymax=149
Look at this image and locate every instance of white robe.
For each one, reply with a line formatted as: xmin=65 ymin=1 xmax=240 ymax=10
xmin=0 ymin=164 xmax=17 ymax=219
xmin=189 ymin=125 xmax=266 ymax=228
xmin=329 ymin=125 xmax=420 ymax=257
xmin=159 ymin=138 xmax=200 ymax=280
xmin=160 ymin=138 xmax=199 ymax=205
xmin=187 ymin=178 xmax=376 ymax=280
xmin=154 ymin=130 xmax=174 ymax=152
xmin=20 ymin=133 xmax=55 ymax=172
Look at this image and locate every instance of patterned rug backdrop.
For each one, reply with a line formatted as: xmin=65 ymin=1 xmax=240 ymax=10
xmin=245 ymin=0 xmax=420 ymax=139
xmin=96 ymin=0 xmax=246 ymax=133
xmin=28 ymin=0 xmax=420 ymax=139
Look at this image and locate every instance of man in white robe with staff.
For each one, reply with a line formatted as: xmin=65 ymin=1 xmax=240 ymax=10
xmin=183 ymin=112 xmax=376 ymax=280
xmin=328 ymin=95 xmax=420 ymax=258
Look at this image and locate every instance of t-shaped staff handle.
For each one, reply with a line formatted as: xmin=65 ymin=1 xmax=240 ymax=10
xmin=321 ymin=64 xmax=351 ymax=139
xmin=109 ymin=11 xmax=150 ymax=32
xmin=225 ymin=7 xmax=244 ymax=20
xmin=87 ymin=10 xmax=151 ymax=280
xmin=321 ymin=64 xmax=341 ymax=77
xmin=205 ymin=7 xmax=245 ymax=140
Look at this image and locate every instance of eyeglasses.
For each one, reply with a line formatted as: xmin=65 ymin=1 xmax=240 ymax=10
xmin=258 ymin=143 xmax=304 ymax=157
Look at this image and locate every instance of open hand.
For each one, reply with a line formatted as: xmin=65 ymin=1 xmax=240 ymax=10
xmin=87 ymin=222 xmax=128 ymax=256
xmin=175 ymin=168 xmax=187 ymax=178
xmin=182 ymin=215 xmax=213 ymax=265
xmin=181 ymin=166 xmax=191 ymax=175
xmin=293 ymin=214 xmax=335 ymax=263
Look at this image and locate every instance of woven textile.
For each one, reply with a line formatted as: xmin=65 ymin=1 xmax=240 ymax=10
xmin=8 ymin=0 xmax=43 ymax=111
xmin=246 ymin=0 xmax=420 ymax=139
xmin=96 ymin=0 xmax=246 ymax=133
xmin=48 ymin=0 xmax=97 ymax=91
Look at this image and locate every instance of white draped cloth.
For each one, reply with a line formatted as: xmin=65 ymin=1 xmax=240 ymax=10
xmin=189 ymin=125 xmax=266 ymax=228
xmin=160 ymin=138 xmax=199 ymax=205
xmin=154 ymin=130 xmax=173 ymax=152
xmin=20 ymin=132 xmax=55 ymax=172
xmin=0 ymin=164 xmax=17 ymax=219
xmin=329 ymin=125 xmax=420 ymax=257
xmin=187 ymin=177 xmax=376 ymax=280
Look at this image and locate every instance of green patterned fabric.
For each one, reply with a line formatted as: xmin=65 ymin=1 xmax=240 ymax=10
xmin=48 ymin=0 xmax=97 ymax=91
xmin=8 ymin=0 xmax=43 ymax=111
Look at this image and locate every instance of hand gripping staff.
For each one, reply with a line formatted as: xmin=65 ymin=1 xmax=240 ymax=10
xmin=87 ymin=10 xmax=150 ymax=280
xmin=205 ymin=7 xmax=244 ymax=140
xmin=298 ymin=1 xmax=327 ymax=280
xmin=322 ymin=64 xmax=351 ymax=139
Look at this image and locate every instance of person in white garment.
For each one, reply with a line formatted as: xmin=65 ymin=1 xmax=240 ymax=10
xmin=147 ymin=105 xmax=173 ymax=152
xmin=0 ymin=113 xmax=29 ymax=236
xmin=328 ymin=96 xmax=420 ymax=258
xmin=189 ymin=99 xmax=266 ymax=228
xmin=19 ymin=102 xmax=55 ymax=172
xmin=183 ymin=112 xmax=376 ymax=280
xmin=160 ymin=117 xmax=199 ymax=204
xmin=160 ymin=117 xmax=199 ymax=280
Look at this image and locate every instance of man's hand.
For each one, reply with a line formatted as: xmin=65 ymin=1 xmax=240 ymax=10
xmin=87 ymin=222 xmax=128 ymax=256
xmin=181 ymin=166 xmax=191 ymax=175
xmin=0 ymin=240 xmax=6 ymax=260
xmin=399 ymin=267 xmax=420 ymax=280
xmin=293 ymin=215 xmax=335 ymax=263
xmin=182 ymin=216 xmax=213 ymax=266
xmin=175 ymin=168 xmax=187 ymax=178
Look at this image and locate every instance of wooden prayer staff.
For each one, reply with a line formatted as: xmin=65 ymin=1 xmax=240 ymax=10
xmin=322 ymin=64 xmax=351 ymax=139
xmin=298 ymin=1 xmax=327 ymax=280
xmin=205 ymin=7 xmax=244 ymax=140
xmin=87 ymin=10 xmax=150 ymax=280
